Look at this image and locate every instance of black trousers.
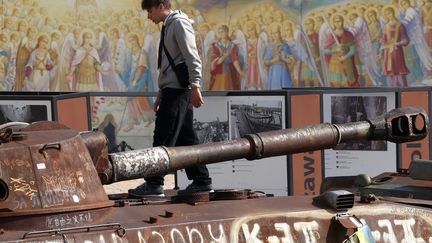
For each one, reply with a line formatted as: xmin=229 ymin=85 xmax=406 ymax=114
xmin=145 ymin=88 xmax=211 ymax=186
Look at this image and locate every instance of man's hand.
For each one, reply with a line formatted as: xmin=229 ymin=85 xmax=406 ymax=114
xmin=153 ymin=96 xmax=160 ymax=113
xmin=191 ymin=87 xmax=204 ymax=108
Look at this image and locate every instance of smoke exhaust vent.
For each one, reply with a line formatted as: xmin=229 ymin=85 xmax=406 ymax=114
xmin=313 ymin=190 xmax=354 ymax=211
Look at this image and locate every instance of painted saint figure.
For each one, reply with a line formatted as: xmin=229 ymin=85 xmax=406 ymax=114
xmin=122 ymin=33 xmax=154 ymax=132
xmin=304 ymin=17 xmax=322 ymax=87
xmin=68 ymin=30 xmax=103 ymax=91
xmin=398 ymin=0 xmax=432 ymax=84
xmin=380 ymin=6 xmax=410 ymax=87
xmin=322 ymin=15 xmax=359 ymax=87
xmin=24 ymin=33 xmax=53 ymax=91
xmin=264 ymin=23 xmax=294 ymax=89
xmin=365 ymin=8 xmax=386 ymax=86
xmin=245 ymin=21 xmax=264 ymax=90
xmin=209 ymin=24 xmax=244 ymax=90
xmin=14 ymin=27 xmax=37 ymax=91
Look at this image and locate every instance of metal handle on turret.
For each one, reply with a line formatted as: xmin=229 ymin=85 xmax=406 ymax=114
xmin=106 ymin=107 xmax=428 ymax=184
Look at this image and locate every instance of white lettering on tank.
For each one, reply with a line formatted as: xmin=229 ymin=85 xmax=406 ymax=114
xmin=242 ymin=223 xmax=263 ymax=243
xmin=293 ymin=221 xmax=319 ymax=243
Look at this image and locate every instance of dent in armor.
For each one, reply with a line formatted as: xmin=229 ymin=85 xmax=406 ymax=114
xmin=110 ymin=147 xmax=170 ymax=181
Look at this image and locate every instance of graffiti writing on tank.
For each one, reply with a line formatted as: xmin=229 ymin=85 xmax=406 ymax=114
xmin=10 ymin=177 xmax=37 ymax=200
xmin=41 ymin=173 xmax=86 ymax=207
xmin=1 ymin=158 xmax=32 ymax=169
xmin=390 ymin=206 xmax=430 ymax=217
xmin=12 ymin=198 xmax=27 ymax=210
xmin=46 ymin=212 xmax=93 ymax=229
xmin=34 ymin=217 xmax=432 ymax=243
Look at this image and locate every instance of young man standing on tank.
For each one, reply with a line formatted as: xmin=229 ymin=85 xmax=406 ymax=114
xmin=128 ymin=0 xmax=212 ymax=197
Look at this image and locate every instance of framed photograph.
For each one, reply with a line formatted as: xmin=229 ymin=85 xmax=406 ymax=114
xmin=227 ymin=96 xmax=287 ymax=195
xmin=229 ymin=96 xmax=285 ymax=139
xmin=90 ymin=94 xmax=156 ymax=153
xmin=323 ymin=92 xmax=396 ymax=177
xmin=0 ymin=100 xmax=52 ymax=124
xmin=331 ymin=95 xmax=388 ymax=151
xmin=179 ymin=95 xmax=289 ymax=196
xmin=177 ymin=96 xmax=231 ymax=187
xmin=193 ymin=96 xmax=229 ymax=144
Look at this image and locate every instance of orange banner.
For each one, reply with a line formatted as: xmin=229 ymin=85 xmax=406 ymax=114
xmin=400 ymin=91 xmax=430 ymax=169
xmin=56 ymin=97 xmax=89 ymax=131
xmin=290 ymin=94 xmax=322 ymax=196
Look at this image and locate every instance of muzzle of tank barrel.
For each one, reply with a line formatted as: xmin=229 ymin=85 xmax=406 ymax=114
xmin=368 ymin=107 xmax=428 ymax=143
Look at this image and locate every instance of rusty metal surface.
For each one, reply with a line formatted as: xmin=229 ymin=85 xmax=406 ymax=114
xmin=80 ymin=131 xmax=112 ymax=184
xmin=109 ymin=147 xmax=171 ymax=182
xmin=360 ymin=172 xmax=432 ymax=201
xmin=1 ymin=197 xmax=432 ymax=242
xmin=0 ymin=130 xmax=113 ymax=218
xmin=20 ymin=121 xmax=70 ymax=131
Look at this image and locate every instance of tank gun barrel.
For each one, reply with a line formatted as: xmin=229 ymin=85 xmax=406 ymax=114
xmin=105 ymin=107 xmax=428 ymax=184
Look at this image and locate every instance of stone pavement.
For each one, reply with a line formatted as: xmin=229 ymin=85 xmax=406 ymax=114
xmin=103 ymin=174 xmax=175 ymax=194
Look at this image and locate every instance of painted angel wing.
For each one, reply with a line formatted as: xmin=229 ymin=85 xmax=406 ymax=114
xmin=257 ymin=31 xmax=269 ymax=87
xmin=58 ymin=33 xmax=76 ymax=91
xmin=349 ymin=17 xmax=379 ymax=86
xmin=48 ymin=41 xmax=61 ymax=91
xmin=97 ymin=32 xmax=112 ymax=64
xmin=203 ymin=30 xmax=216 ymax=90
xmin=318 ymin=21 xmax=332 ymax=86
xmin=98 ymin=32 xmax=126 ymax=91
xmin=203 ymin=30 xmax=216 ymax=62
xmin=399 ymin=7 xmax=432 ymax=71
xmin=113 ymin=38 xmax=131 ymax=85
xmin=143 ymin=34 xmax=158 ymax=91
xmin=295 ymin=26 xmax=324 ymax=86
xmin=14 ymin=38 xmax=32 ymax=91
xmin=232 ymin=29 xmax=247 ymax=69
xmin=232 ymin=29 xmax=247 ymax=89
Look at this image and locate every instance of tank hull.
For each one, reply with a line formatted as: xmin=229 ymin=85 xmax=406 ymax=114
xmin=1 ymin=196 xmax=432 ymax=242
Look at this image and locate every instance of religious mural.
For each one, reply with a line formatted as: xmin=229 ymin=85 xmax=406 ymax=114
xmin=0 ymin=0 xmax=431 ymax=93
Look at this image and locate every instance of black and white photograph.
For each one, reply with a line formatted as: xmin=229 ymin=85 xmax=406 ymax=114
xmin=0 ymin=100 xmax=51 ymax=124
xmin=178 ymin=95 xmax=289 ymax=196
xmin=331 ymin=95 xmax=387 ymax=151
xmin=193 ymin=97 xmax=229 ymax=144
xmin=323 ymin=92 xmax=396 ymax=177
xmin=229 ymin=96 xmax=285 ymax=139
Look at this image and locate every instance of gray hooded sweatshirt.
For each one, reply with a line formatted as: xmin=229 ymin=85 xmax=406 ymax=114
xmin=158 ymin=10 xmax=201 ymax=93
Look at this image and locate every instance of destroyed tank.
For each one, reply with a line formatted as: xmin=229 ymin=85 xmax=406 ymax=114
xmin=0 ymin=107 xmax=430 ymax=242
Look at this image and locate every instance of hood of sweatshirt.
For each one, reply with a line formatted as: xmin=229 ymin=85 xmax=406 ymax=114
xmin=165 ymin=10 xmax=194 ymax=27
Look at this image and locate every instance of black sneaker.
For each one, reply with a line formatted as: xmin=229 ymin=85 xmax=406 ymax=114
xmin=178 ymin=183 xmax=213 ymax=195
xmin=128 ymin=182 xmax=165 ymax=198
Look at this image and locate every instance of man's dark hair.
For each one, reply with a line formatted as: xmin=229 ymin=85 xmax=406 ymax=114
xmin=141 ymin=0 xmax=171 ymax=10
